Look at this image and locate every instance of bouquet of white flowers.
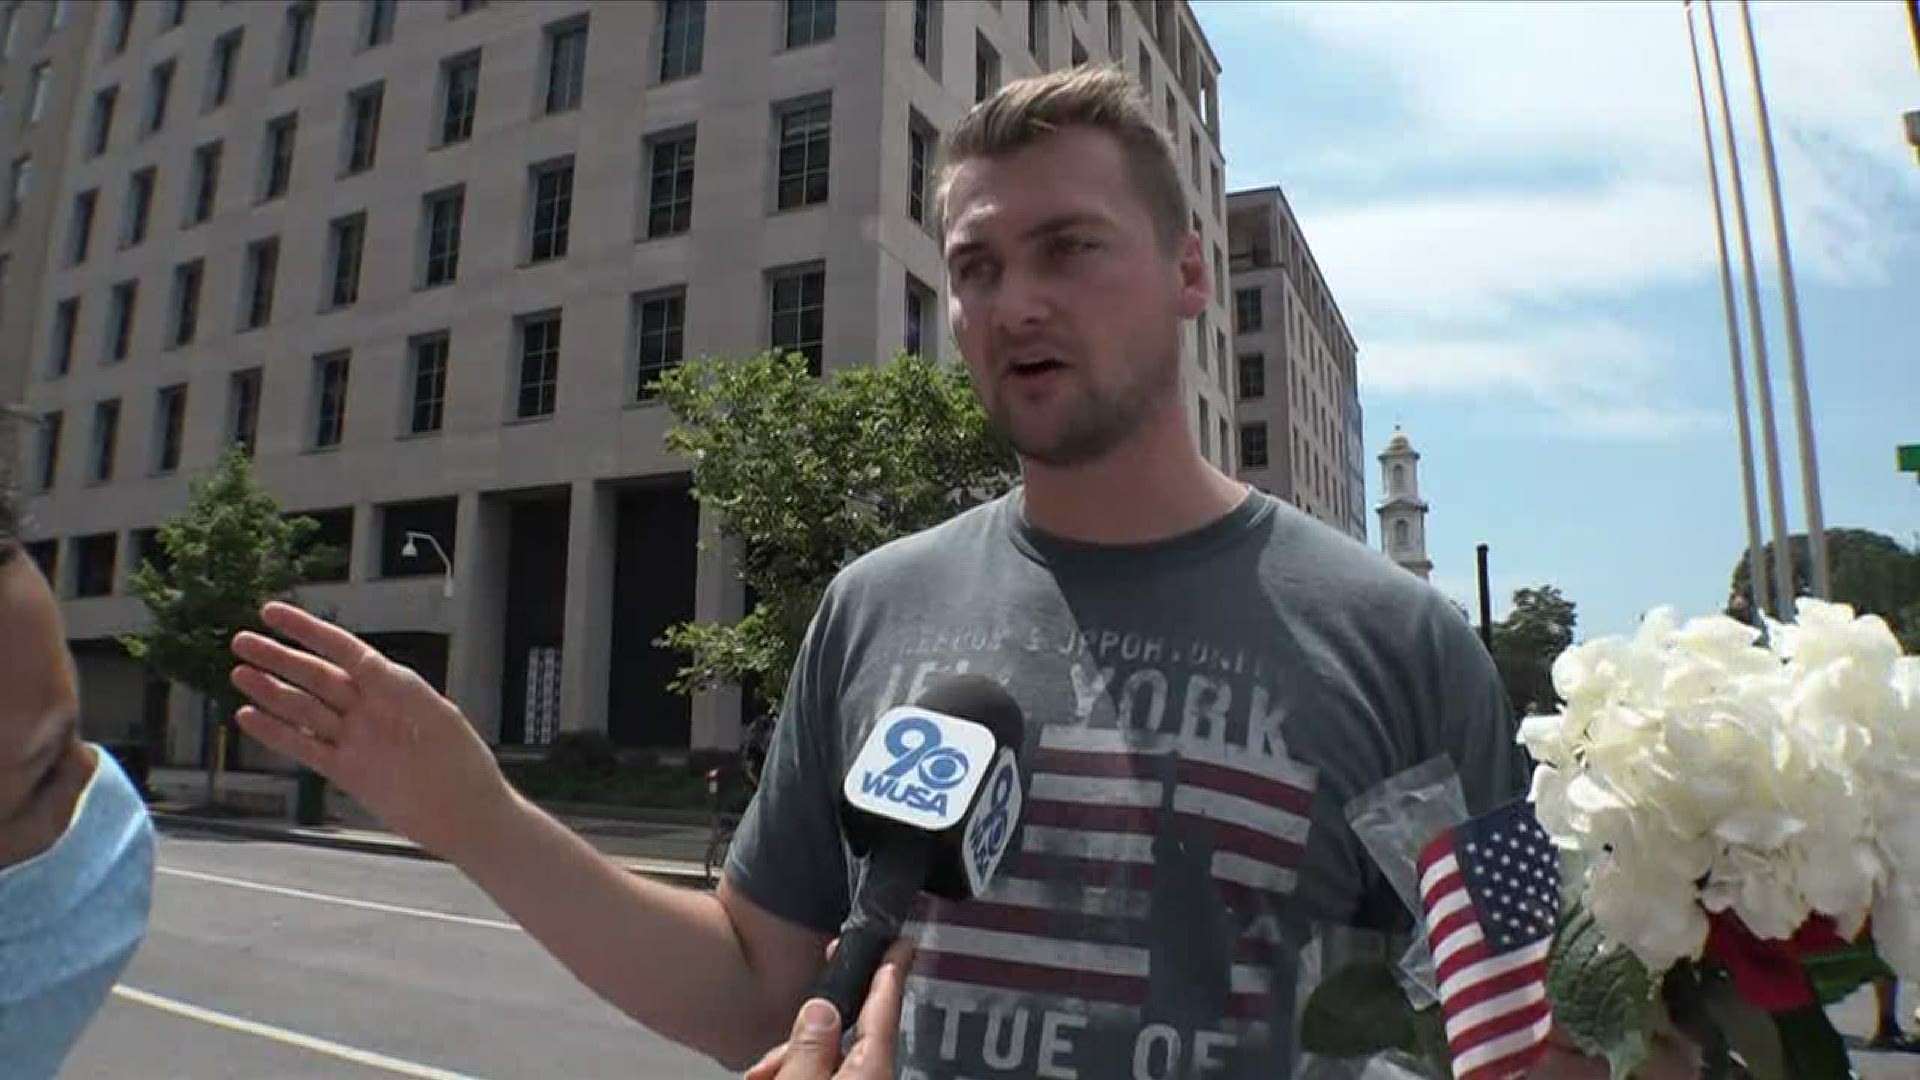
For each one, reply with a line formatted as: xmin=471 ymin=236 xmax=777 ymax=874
xmin=1300 ymin=599 xmax=1917 ymax=1079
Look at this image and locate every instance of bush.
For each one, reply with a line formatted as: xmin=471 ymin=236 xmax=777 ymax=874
xmin=544 ymin=732 xmax=620 ymax=777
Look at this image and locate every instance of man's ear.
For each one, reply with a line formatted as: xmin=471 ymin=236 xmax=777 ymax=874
xmin=1175 ymin=231 xmax=1209 ymax=319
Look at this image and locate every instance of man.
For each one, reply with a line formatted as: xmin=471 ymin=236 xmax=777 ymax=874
xmin=230 ymin=67 xmax=1688 ymax=1076
xmin=0 ymin=480 xmax=157 ymax=1077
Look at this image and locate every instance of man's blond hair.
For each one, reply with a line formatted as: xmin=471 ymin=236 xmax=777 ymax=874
xmin=935 ymin=64 xmax=1189 ymax=250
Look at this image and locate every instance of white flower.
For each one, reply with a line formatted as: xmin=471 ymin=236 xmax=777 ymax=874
xmin=1519 ymin=598 xmax=1918 ymax=977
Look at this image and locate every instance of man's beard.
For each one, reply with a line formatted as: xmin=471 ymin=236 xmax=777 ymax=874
xmin=986 ymin=345 xmax=1181 ymax=468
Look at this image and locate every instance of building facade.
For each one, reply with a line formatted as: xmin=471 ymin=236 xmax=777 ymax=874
xmin=1 ymin=0 xmax=99 ymax=431
xmin=10 ymin=0 xmax=1230 ymax=764
xmin=1225 ymin=184 xmax=1364 ymax=541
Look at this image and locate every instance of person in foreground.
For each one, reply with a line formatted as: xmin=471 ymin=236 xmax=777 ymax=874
xmin=0 ymin=482 xmax=157 ymax=1078
xmin=228 ymin=67 xmax=1693 ymax=1077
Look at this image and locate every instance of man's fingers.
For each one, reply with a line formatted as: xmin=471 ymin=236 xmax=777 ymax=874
xmin=231 ymin=666 xmax=345 ymax=744
xmin=772 ymin=1000 xmax=843 ymax=1079
xmin=235 ymin=705 xmax=340 ymax=775
xmin=854 ymin=939 xmax=915 ymax=1042
xmin=232 ymin=631 xmax=357 ymax=714
xmin=259 ymin=601 xmax=379 ymax=675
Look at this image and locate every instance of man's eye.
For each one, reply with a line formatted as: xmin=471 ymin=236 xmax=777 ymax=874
xmin=1050 ymin=236 xmax=1097 ymax=256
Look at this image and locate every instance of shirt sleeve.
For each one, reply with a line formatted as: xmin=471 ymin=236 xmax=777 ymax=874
xmin=1430 ymin=604 xmax=1535 ymax=817
xmin=722 ymin=584 xmax=853 ymax=938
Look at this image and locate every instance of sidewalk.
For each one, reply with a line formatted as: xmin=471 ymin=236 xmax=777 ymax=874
xmin=149 ymin=801 xmax=723 ymax=888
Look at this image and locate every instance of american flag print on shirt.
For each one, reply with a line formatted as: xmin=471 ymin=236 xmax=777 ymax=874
xmin=1416 ymin=797 xmax=1560 ymax=1080
xmin=905 ymin=723 xmax=1319 ymax=1028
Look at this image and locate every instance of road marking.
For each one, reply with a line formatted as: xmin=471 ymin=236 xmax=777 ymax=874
xmin=157 ymin=866 xmax=519 ymax=932
xmin=112 ymin=985 xmax=489 ymax=1080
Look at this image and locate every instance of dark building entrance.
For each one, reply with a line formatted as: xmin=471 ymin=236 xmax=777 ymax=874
xmin=607 ymin=481 xmax=699 ymax=747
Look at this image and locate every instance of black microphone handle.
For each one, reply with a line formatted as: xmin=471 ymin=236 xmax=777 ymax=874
xmin=810 ymin=837 xmax=931 ymax=1029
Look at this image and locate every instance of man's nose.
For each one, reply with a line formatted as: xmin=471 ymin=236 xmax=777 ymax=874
xmin=990 ymin=264 xmax=1049 ymax=334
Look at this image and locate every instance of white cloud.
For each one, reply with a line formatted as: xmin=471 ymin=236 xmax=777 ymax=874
xmin=1205 ymin=0 xmax=1918 ymax=434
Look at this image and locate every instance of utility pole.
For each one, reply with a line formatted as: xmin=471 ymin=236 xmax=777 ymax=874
xmin=1477 ymin=543 xmax=1494 ymax=652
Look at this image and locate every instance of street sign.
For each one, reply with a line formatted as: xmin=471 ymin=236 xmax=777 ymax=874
xmin=1900 ymin=444 xmax=1920 ymax=473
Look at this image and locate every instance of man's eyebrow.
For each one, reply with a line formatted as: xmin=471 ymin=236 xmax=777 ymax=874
xmin=946 ymin=213 xmax=1109 ymax=262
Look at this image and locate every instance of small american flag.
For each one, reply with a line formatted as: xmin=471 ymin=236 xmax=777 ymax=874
xmin=1416 ymin=797 xmax=1559 ymax=1080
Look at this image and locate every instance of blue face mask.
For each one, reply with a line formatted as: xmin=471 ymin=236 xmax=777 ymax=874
xmin=0 ymin=745 xmax=156 ymax=1079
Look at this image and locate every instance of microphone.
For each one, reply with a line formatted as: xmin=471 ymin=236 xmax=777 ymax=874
xmin=810 ymin=674 xmax=1028 ymax=1028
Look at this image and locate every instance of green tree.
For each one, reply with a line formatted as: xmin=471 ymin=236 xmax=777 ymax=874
xmin=651 ymin=349 xmax=1019 ymax=722
xmin=1490 ymin=585 xmax=1579 ymax=718
xmin=120 ymin=447 xmax=344 ymax=805
xmin=1727 ymin=528 xmax=1920 ymax=649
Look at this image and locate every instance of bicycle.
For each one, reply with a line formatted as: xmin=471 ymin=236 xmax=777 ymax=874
xmin=702 ymin=713 xmax=773 ymax=886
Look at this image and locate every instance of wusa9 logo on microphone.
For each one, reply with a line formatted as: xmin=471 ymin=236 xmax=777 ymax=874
xmin=845 ymin=706 xmax=1023 ymax=892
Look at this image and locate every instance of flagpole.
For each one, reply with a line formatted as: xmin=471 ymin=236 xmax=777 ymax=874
xmin=1684 ymin=1 xmax=1771 ymax=625
xmin=1736 ymin=0 xmax=1830 ymax=602
xmin=1703 ymin=0 xmax=1797 ymax=618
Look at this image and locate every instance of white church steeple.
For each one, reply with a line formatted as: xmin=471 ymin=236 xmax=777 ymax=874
xmin=1376 ymin=427 xmax=1433 ymax=580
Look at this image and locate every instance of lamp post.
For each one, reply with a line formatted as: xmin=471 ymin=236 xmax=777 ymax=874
xmin=401 ymin=530 xmax=454 ymax=599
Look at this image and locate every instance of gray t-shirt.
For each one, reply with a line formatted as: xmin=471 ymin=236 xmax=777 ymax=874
xmin=727 ymin=486 xmax=1531 ymax=1079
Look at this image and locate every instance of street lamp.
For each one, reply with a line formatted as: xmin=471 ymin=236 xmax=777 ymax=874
xmin=400 ymin=531 xmax=454 ymax=599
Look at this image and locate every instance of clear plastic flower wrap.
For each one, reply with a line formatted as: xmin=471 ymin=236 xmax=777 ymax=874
xmin=1343 ymin=755 xmax=1470 ymax=1007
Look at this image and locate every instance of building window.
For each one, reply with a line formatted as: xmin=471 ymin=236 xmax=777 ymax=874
xmin=28 ymin=63 xmax=50 ymax=124
xmin=912 ymin=0 xmax=933 ymax=65
xmin=262 ymin=114 xmax=296 ymax=200
xmin=439 ymin=53 xmax=479 ymax=145
xmin=313 ymin=352 xmax=350 ymax=449
xmin=168 ymin=259 xmax=202 ymax=347
xmin=363 ymin=0 xmax=395 ymax=48
xmin=123 ymin=168 xmax=154 ymax=246
xmin=515 ymin=312 xmax=562 ymax=419
xmin=88 ymin=87 xmax=117 ymax=156
xmin=1196 ymin=312 xmax=1209 ymax=372
xmin=326 ymin=213 xmax=366 ymax=308
xmin=408 ymin=334 xmax=449 ymax=435
xmin=2 ymin=5 xmax=18 ymax=57
xmin=1071 ymin=35 xmax=1087 ymax=66
xmin=1240 ymin=422 xmax=1268 ymax=469
xmin=34 ymin=411 xmax=61 ymax=491
xmin=632 ymin=289 xmax=684 ymax=401
xmin=422 ymin=187 xmax=464 ymax=287
xmin=241 ymin=237 xmax=277 ymax=329
xmin=207 ymin=29 xmax=241 ymax=110
xmin=345 ymin=84 xmax=383 ymax=174
xmin=785 ymin=0 xmax=835 ymax=49
xmin=187 ymin=141 xmax=221 ymax=225
xmin=1138 ymin=43 xmax=1152 ymax=96
xmin=769 ymin=265 xmax=825 ymax=376
xmin=5 ymin=157 xmax=28 ymax=226
xmin=1027 ymin=0 xmax=1047 ymax=65
xmin=1212 ymin=244 xmax=1224 ymax=306
xmin=975 ymin=34 xmax=1000 ymax=103
xmin=165 ymin=0 xmax=187 ymax=28
xmin=907 ymin=114 xmax=933 ymax=226
xmin=282 ymin=2 xmax=314 ymax=81
xmin=68 ymin=190 xmax=96 ymax=264
xmin=228 ymin=368 xmax=261 ymax=454
xmin=1393 ymin=520 xmax=1411 ymax=550
xmin=904 ymin=273 xmax=935 ymax=358
xmin=660 ymin=0 xmax=704 ymax=81
xmin=49 ymin=298 xmax=77 ymax=377
xmin=1235 ymin=287 xmax=1261 ymax=334
xmin=144 ymin=61 xmax=174 ymax=133
xmin=453 ymin=0 xmax=487 ymax=14
xmin=74 ymin=534 xmax=117 ymax=597
xmin=543 ymin=18 xmax=588 ymax=114
xmin=1107 ymin=0 xmax=1121 ymax=56
xmin=527 ymin=158 xmax=573 ymax=262
xmin=1199 ymin=396 xmax=1212 ymax=459
xmin=775 ymin=97 xmax=831 ymax=210
xmin=91 ymin=399 xmax=120 ymax=483
xmin=1237 ymin=352 xmax=1264 ymax=400
xmin=645 ymin=128 xmax=695 ymax=238
xmin=105 ymin=281 xmax=135 ymax=362
xmin=154 ymin=384 xmax=187 ymax=473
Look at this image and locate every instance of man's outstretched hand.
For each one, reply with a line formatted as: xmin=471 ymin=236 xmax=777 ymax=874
xmin=745 ymin=940 xmax=915 ymax=1080
xmin=229 ymin=601 xmax=513 ymax=860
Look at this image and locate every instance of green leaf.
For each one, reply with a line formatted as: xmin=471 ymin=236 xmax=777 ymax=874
xmin=1773 ymin=1005 xmax=1853 ymax=1080
xmin=1300 ymin=962 xmax=1419 ymax=1059
xmin=1547 ymin=903 xmax=1657 ymax=1080
xmin=1801 ymin=942 xmax=1894 ymax=1007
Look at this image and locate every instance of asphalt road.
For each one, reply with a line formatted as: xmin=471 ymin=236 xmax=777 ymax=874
xmin=63 ymin=829 xmax=736 ymax=1080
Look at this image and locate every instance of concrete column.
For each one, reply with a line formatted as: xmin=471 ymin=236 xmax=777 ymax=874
xmin=558 ymin=479 xmax=615 ymax=736
xmin=446 ymin=491 xmax=507 ymax=742
xmin=689 ymin=502 xmax=746 ymax=750
xmin=349 ymin=500 xmax=379 ymax=583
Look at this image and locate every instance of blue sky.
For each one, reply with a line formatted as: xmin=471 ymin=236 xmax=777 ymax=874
xmin=1191 ymin=0 xmax=1920 ymax=639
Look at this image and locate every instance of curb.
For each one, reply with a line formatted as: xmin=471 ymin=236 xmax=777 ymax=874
xmin=150 ymin=812 xmax=717 ymax=888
